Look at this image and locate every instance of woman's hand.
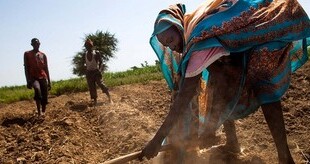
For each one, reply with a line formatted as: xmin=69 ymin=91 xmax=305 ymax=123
xmin=139 ymin=135 xmax=163 ymax=161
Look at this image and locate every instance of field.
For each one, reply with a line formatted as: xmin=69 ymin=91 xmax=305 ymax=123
xmin=0 ymin=61 xmax=309 ymax=164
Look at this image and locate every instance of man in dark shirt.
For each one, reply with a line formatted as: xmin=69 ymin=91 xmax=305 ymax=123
xmin=24 ymin=38 xmax=51 ymax=116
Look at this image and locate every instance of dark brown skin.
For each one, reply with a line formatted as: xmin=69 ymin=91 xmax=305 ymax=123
xmin=198 ymin=57 xmax=242 ymax=152
xmin=140 ymin=56 xmax=295 ymax=164
xmin=156 ymin=25 xmax=183 ymax=53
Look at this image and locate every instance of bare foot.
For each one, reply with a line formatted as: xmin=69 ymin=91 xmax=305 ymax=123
xmin=88 ymin=99 xmax=97 ymax=107
xmin=215 ymin=144 xmax=241 ymax=154
xmin=109 ymin=99 xmax=113 ymax=104
xmin=198 ymin=134 xmax=221 ymax=149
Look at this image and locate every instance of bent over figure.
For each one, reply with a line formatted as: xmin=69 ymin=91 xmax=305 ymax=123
xmin=141 ymin=0 xmax=310 ymax=163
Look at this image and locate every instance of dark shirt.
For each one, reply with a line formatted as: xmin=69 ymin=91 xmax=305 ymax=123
xmin=24 ymin=50 xmax=49 ymax=81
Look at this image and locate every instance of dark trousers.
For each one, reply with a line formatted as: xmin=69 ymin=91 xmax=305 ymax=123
xmin=32 ymin=79 xmax=48 ymax=110
xmin=86 ymin=70 xmax=109 ymax=100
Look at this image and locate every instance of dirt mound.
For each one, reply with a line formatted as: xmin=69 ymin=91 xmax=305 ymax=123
xmin=0 ymin=62 xmax=309 ymax=163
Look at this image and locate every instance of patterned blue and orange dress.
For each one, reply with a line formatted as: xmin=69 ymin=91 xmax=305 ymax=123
xmin=150 ymin=0 xmax=310 ymax=129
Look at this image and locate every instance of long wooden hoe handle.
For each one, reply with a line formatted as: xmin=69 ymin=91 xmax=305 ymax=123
xmin=102 ymin=144 xmax=172 ymax=164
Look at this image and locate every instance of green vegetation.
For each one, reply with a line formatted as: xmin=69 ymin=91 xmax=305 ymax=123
xmin=0 ymin=65 xmax=162 ymax=104
xmin=104 ymin=65 xmax=162 ymax=86
xmin=0 ymin=85 xmax=33 ymax=104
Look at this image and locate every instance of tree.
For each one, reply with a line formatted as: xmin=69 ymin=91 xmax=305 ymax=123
xmin=72 ymin=30 xmax=118 ymax=76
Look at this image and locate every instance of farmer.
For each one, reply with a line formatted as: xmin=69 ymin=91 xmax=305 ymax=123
xmin=84 ymin=39 xmax=112 ymax=105
xmin=24 ymin=38 xmax=51 ymax=116
xmin=141 ymin=0 xmax=310 ymax=163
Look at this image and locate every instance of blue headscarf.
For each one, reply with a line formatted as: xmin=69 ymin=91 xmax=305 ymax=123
xmin=150 ymin=3 xmax=186 ymax=90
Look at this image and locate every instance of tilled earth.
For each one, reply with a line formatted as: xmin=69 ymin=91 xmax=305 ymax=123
xmin=0 ymin=61 xmax=309 ymax=164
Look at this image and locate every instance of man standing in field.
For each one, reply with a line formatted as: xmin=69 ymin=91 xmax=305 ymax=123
xmin=84 ymin=39 xmax=112 ymax=105
xmin=24 ymin=38 xmax=51 ymax=117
